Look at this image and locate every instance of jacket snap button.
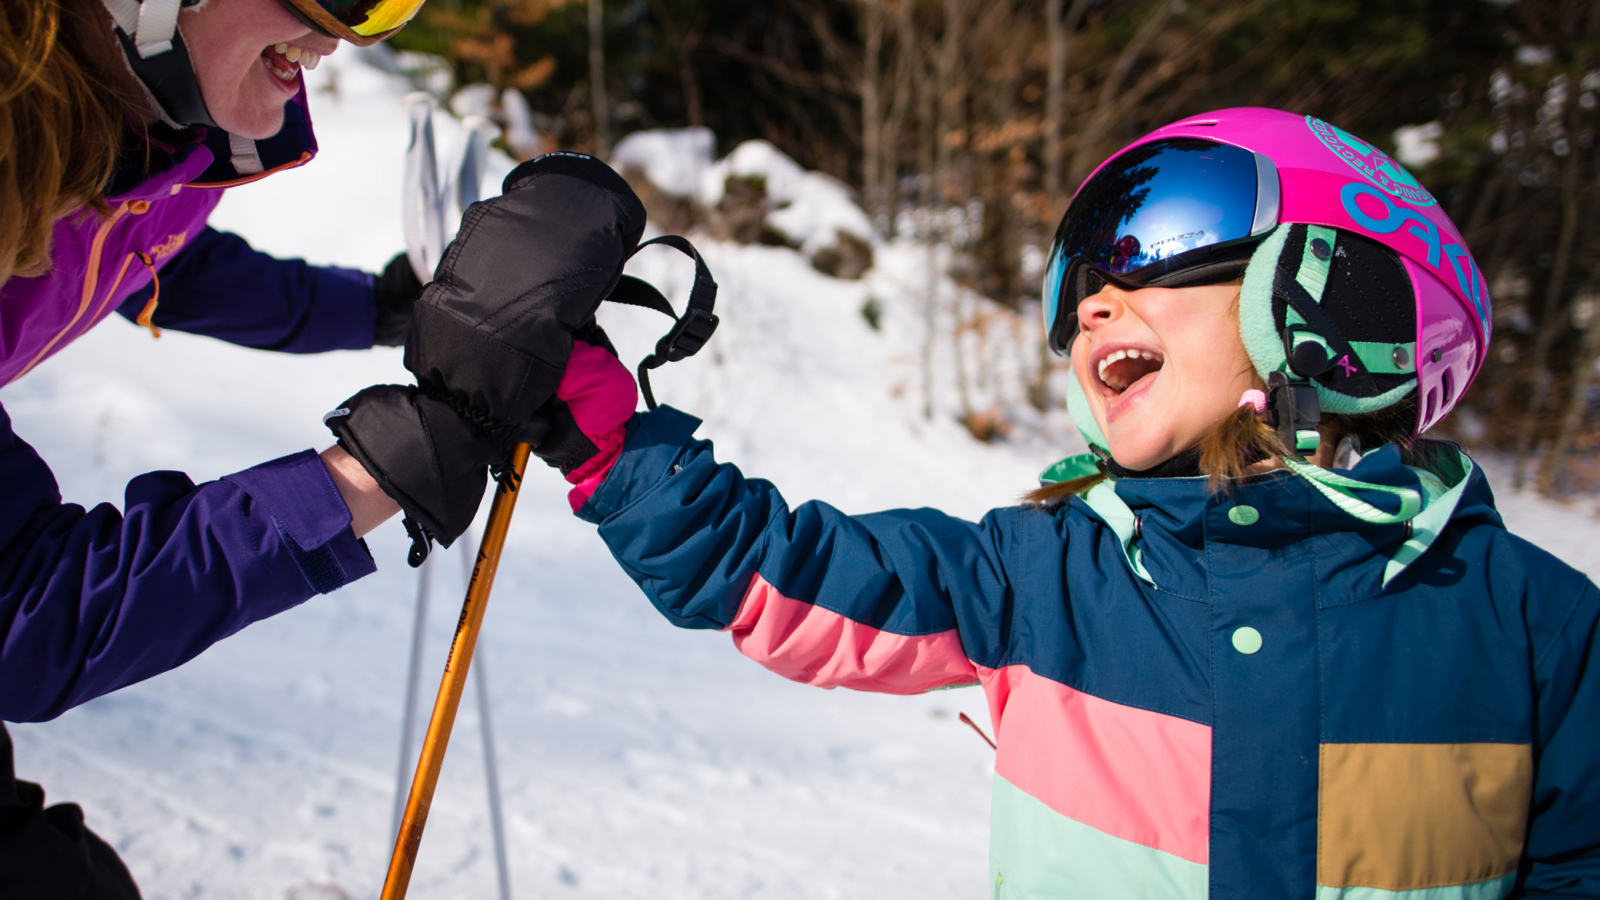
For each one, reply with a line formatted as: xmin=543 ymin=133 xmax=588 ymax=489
xmin=1228 ymin=505 xmax=1259 ymax=525
xmin=1310 ymin=237 xmax=1332 ymax=260
xmin=1232 ymin=627 xmax=1263 ymax=655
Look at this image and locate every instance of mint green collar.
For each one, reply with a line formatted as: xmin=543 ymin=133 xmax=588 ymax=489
xmin=1039 ymin=454 xmax=1155 ymax=586
xmin=1039 ymin=445 xmax=1478 ymax=590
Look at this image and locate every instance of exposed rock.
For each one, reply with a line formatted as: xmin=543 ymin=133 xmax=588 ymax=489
xmin=812 ymin=231 xmax=875 ymax=280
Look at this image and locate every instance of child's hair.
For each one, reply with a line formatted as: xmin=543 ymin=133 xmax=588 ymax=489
xmin=1023 ymin=395 xmax=1425 ymax=508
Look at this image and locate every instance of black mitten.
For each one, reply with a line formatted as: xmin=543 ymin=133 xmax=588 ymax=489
xmin=404 ymin=152 xmax=648 ymax=446
xmin=325 ymin=385 xmax=521 ymax=562
xmin=373 ymin=252 xmax=424 ymax=347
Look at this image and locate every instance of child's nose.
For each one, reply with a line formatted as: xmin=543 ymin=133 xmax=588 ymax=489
xmin=1077 ymin=285 xmax=1129 ymax=332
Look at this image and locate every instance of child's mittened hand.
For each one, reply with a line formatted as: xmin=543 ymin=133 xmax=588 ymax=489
xmin=531 ymin=339 xmax=639 ymax=512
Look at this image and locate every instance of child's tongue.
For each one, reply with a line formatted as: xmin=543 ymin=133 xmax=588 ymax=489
xmin=1119 ymin=370 xmax=1159 ymax=396
xmin=1103 ymin=354 xmax=1164 ymax=396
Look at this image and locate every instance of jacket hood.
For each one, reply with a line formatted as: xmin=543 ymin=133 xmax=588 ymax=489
xmin=1048 ymin=442 xmax=1502 ymax=596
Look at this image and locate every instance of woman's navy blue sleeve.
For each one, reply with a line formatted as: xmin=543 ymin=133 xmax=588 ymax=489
xmin=0 ymin=403 xmax=376 ymax=722
xmin=116 ymin=227 xmax=377 ymax=353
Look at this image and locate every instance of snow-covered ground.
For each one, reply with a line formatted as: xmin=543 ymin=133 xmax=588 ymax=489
xmin=3 ymin=48 xmax=1597 ymax=900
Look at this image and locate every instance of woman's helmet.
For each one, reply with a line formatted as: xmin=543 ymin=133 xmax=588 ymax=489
xmin=100 ymin=0 xmax=424 ymax=128
xmin=1042 ymin=108 xmax=1491 ymax=444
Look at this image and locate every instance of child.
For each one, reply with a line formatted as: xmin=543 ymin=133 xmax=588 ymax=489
xmin=535 ymin=108 xmax=1599 ymax=898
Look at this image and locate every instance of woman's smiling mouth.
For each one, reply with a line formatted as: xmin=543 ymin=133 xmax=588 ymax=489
xmin=261 ymin=42 xmax=322 ymax=86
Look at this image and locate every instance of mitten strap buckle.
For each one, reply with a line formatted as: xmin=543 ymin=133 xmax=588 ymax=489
xmin=604 ymin=234 xmax=720 ymax=410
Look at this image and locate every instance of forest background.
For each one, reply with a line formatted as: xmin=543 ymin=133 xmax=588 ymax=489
xmin=386 ymin=0 xmax=1600 ymax=500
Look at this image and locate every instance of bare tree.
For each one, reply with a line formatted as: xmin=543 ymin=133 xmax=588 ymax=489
xmin=1513 ymin=72 xmax=1584 ymax=489
xmin=1539 ymin=289 xmax=1600 ymax=494
xmin=881 ymin=0 xmax=917 ymax=235
xmin=649 ymin=0 xmax=707 ymax=127
xmin=861 ymin=0 xmax=885 ymax=220
xmin=1044 ymin=0 xmax=1093 ymax=206
xmin=1067 ymin=0 xmax=1177 ymax=185
xmin=588 ymin=0 xmax=609 ymax=157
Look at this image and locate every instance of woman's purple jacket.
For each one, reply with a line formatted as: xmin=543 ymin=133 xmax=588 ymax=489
xmin=0 ymin=93 xmax=380 ymax=722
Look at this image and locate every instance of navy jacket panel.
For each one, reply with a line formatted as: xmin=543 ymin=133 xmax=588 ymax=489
xmin=585 ymin=409 xmax=1600 ymax=898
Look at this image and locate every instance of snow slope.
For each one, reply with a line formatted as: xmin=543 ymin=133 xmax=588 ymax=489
xmin=3 ymin=48 xmax=1596 ymax=900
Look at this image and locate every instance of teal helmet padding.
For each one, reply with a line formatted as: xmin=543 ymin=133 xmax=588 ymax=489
xmin=1066 ymin=373 xmax=1109 ymax=456
xmin=1240 ymin=223 xmax=1420 ymax=417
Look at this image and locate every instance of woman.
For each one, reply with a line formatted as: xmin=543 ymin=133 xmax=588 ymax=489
xmin=0 ymin=0 xmax=643 ymax=893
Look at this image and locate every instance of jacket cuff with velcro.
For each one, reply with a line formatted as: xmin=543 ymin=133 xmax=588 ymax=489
xmin=223 ymin=449 xmax=376 ymax=594
xmin=576 ymin=406 xmax=702 ymax=524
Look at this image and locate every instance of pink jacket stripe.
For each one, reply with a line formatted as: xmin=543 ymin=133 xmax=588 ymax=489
xmin=724 ymin=575 xmax=978 ymax=694
xmin=979 ymin=663 xmax=1212 ymax=864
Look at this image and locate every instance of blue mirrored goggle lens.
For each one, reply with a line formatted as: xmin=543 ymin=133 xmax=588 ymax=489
xmin=1042 ymin=138 xmax=1264 ymax=345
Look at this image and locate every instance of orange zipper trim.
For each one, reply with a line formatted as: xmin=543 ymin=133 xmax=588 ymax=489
xmin=6 ymin=200 xmax=141 ymax=386
xmin=90 ymin=250 xmax=140 ymax=326
xmin=132 ymin=251 xmax=162 ymax=338
xmin=185 ymin=151 xmax=312 ymax=190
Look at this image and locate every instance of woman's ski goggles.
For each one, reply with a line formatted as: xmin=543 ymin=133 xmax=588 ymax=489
xmin=277 ymin=0 xmax=425 ymax=44
xmin=1043 ymin=138 xmax=1281 ymax=355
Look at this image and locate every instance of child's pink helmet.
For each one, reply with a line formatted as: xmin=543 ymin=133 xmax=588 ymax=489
xmin=1043 ymin=107 xmax=1490 ymax=439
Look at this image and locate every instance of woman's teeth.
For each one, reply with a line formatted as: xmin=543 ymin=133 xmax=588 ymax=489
xmin=1097 ymin=348 xmax=1165 ymax=393
xmin=264 ymin=43 xmax=321 ymax=82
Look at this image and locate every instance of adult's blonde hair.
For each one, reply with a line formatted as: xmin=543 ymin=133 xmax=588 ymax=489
xmin=0 ymin=0 xmax=138 ymax=288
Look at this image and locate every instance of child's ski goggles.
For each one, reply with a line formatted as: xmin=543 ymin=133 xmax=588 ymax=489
xmin=278 ymin=0 xmax=425 ymax=44
xmin=1043 ymin=138 xmax=1281 ymax=355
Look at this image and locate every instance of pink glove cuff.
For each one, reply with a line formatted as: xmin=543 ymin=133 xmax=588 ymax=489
xmin=565 ymin=423 xmax=627 ymax=512
xmin=557 ymin=341 xmax=639 ymax=512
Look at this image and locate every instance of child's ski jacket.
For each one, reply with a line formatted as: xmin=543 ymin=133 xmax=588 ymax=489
xmin=580 ymin=407 xmax=1600 ymax=900
xmin=0 ymin=92 xmax=378 ymax=722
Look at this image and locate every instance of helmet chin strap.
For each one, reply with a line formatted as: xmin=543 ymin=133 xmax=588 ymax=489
xmin=1094 ymin=447 xmax=1203 ymax=480
xmin=101 ymin=0 xmax=217 ymax=129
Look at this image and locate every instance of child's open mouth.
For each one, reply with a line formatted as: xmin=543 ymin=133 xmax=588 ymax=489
xmin=261 ymin=42 xmax=322 ymax=85
xmin=1096 ymin=347 xmax=1165 ymax=397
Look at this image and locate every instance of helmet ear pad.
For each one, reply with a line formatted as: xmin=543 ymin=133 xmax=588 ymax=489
xmin=1240 ymin=224 xmax=1420 ymax=422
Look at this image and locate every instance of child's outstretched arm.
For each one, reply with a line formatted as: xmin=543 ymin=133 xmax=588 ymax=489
xmin=540 ymin=345 xmax=1012 ymax=695
xmin=585 ymin=407 xmax=1010 ymax=693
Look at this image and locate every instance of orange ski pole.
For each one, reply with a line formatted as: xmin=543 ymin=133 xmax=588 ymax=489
xmin=380 ymin=441 xmax=531 ymax=900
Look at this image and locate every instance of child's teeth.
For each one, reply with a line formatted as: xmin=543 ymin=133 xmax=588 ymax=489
xmin=275 ymin=43 xmax=289 ymax=53
xmin=302 ymin=51 xmax=320 ymax=70
xmin=284 ymin=46 xmax=302 ymax=62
